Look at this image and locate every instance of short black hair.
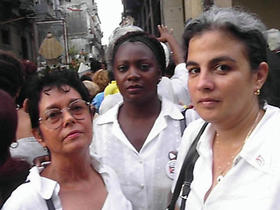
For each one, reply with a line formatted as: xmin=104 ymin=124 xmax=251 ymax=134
xmin=0 ymin=50 xmax=24 ymax=98
xmin=27 ymin=68 xmax=90 ymax=129
xmin=90 ymin=59 xmax=102 ymax=73
xmin=111 ymin=31 xmax=166 ymax=74
xmin=80 ymin=74 xmax=93 ymax=82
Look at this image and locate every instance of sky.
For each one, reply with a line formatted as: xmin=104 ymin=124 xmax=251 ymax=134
xmin=95 ymin=0 xmax=123 ymax=45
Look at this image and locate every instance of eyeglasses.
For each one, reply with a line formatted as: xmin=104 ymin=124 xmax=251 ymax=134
xmin=39 ymin=99 xmax=91 ymax=129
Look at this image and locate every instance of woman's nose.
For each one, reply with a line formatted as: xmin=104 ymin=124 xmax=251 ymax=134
xmin=62 ymin=109 xmax=76 ymax=127
xmin=127 ymin=67 xmax=140 ymax=81
xmin=196 ymin=70 xmax=215 ymax=91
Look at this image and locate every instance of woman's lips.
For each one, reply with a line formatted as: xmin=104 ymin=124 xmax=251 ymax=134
xmin=126 ymin=85 xmax=143 ymax=93
xmin=64 ymin=130 xmax=82 ymax=141
xmin=198 ymin=98 xmax=219 ymax=107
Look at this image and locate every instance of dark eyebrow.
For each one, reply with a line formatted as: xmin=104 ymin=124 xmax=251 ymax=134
xmin=186 ymin=56 xmax=237 ymax=68
xmin=44 ymin=98 xmax=81 ymax=110
xmin=209 ymin=56 xmax=237 ymax=65
xmin=185 ymin=61 xmax=198 ymax=68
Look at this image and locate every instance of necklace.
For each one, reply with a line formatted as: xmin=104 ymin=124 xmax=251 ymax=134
xmin=215 ymin=110 xmax=262 ymax=183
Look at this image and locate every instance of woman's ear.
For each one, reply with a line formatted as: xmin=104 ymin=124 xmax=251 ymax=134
xmin=32 ymin=128 xmax=46 ymax=147
xmin=157 ymin=69 xmax=162 ymax=84
xmin=254 ymin=62 xmax=269 ymax=90
xmin=23 ymin=98 xmax=29 ymax=113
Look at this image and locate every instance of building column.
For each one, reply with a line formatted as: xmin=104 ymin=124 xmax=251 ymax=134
xmin=213 ymin=0 xmax=232 ymax=7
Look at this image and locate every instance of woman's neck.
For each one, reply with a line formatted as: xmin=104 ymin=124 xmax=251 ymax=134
xmin=42 ymin=151 xmax=95 ymax=184
xmin=214 ymin=106 xmax=264 ymax=144
xmin=121 ymin=97 xmax=161 ymax=118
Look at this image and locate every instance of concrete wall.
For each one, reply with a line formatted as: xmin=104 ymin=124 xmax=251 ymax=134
xmin=161 ymin=0 xmax=185 ymax=44
xmin=233 ymin=0 xmax=280 ymax=29
xmin=184 ymin=0 xmax=203 ymax=20
xmin=214 ymin=0 xmax=232 ymax=7
xmin=0 ymin=23 xmax=34 ymax=60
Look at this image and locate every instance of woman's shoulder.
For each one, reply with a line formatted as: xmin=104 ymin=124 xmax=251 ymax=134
xmin=262 ymin=104 xmax=280 ymax=127
xmin=182 ymin=118 xmax=206 ymax=137
xmin=265 ymin=104 xmax=280 ymax=116
xmin=0 ymin=158 xmax=30 ymax=207
xmin=2 ymin=166 xmax=57 ymax=210
xmin=1 ymin=179 xmax=39 ymax=209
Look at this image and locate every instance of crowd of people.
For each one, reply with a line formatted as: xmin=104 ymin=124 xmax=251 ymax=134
xmin=1 ymin=5 xmax=280 ymax=210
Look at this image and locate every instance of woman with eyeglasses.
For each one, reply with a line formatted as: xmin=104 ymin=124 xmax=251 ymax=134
xmin=2 ymin=69 xmax=132 ymax=210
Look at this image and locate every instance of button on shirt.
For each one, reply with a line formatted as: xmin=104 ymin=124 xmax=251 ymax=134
xmin=2 ymin=155 xmax=132 ymax=210
xmin=90 ymin=98 xmax=199 ymax=210
xmin=174 ymin=104 xmax=280 ymax=210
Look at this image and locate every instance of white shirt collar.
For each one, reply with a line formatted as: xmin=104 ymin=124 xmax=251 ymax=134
xmin=197 ymin=105 xmax=280 ymax=174
xmin=27 ymin=153 xmax=111 ymax=200
xmin=96 ymin=97 xmax=184 ymax=125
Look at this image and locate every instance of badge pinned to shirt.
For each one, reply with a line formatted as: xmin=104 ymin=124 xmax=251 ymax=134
xmin=256 ymin=154 xmax=265 ymax=167
xmin=166 ymin=151 xmax=177 ymax=180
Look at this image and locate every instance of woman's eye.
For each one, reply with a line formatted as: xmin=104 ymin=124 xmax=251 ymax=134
xmin=139 ymin=64 xmax=150 ymax=71
xmin=216 ymin=64 xmax=231 ymax=72
xmin=188 ymin=67 xmax=200 ymax=74
xmin=71 ymin=105 xmax=83 ymax=112
xmin=117 ymin=65 xmax=128 ymax=72
xmin=46 ymin=110 xmax=61 ymax=120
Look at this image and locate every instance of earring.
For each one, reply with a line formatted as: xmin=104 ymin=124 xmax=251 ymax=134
xmin=254 ymin=89 xmax=260 ymax=96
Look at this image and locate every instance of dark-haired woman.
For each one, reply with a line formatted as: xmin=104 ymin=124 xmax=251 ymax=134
xmin=3 ymin=69 xmax=132 ymax=210
xmin=91 ymin=31 xmax=198 ymax=210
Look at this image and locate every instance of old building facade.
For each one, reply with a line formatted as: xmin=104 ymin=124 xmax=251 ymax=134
xmin=121 ymin=0 xmax=280 ymax=45
xmin=0 ymin=0 xmax=103 ymax=67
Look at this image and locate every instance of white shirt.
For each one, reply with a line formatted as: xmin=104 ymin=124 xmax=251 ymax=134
xmin=99 ymin=63 xmax=191 ymax=115
xmin=2 ymin=154 xmax=132 ymax=210
xmin=10 ymin=136 xmax=48 ymax=165
xmin=174 ymin=104 xmax=280 ymax=210
xmin=158 ymin=63 xmax=191 ymax=106
xmin=91 ymin=98 xmax=199 ymax=210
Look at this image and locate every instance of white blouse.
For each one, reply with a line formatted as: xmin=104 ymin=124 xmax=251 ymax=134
xmin=2 ymin=154 xmax=132 ymax=210
xmin=174 ymin=104 xmax=280 ymax=210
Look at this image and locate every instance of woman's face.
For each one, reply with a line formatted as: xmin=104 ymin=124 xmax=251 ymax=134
xmin=33 ymin=85 xmax=93 ymax=156
xmin=113 ymin=41 xmax=162 ymax=104
xmin=186 ymin=30 xmax=262 ymax=125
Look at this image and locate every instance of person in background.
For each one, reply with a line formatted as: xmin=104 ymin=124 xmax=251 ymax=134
xmin=92 ymin=70 xmax=119 ymax=114
xmin=0 ymin=50 xmax=46 ymax=165
xmin=104 ymin=70 xmax=119 ymax=97
xmin=90 ymin=69 xmax=110 ymax=113
xmin=92 ymin=69 xmax=110 ymax=93
xmin=80 ymin=74 xmax=93 ymax=82
xmin=90 ymin=58 xmax=102 ymax=74
xmin=2 ymin=69 xmax=132 ymax=210
xmin=82 ymin=80 xmax=100 ymax=101
xmin=173 ymin=6 xmax=280 ymax=209
xmin=157 ymin=24 xmax=191 ymax=106
xmin=90 ymin=31 xmax=198 ymax=210
xmin=0 ymin=90 xmax=30 ymax=208
xmin=11 ymin=59 xmax=48 ymax=165
xmin=0 ymin=50 xmax=24 ymax=100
